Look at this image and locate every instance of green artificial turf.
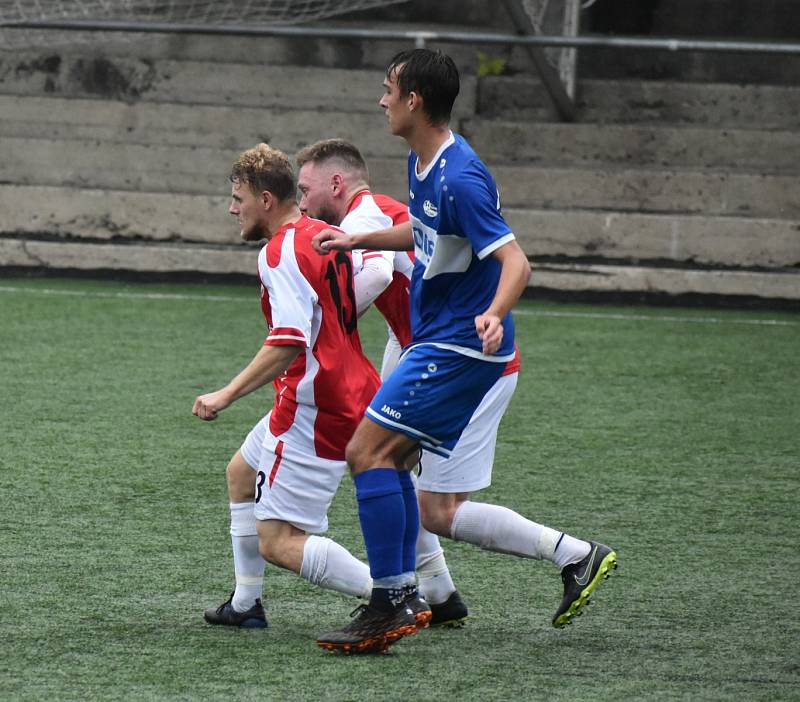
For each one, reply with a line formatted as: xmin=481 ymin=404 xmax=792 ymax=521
xmin=1 ymin=277 xmax=798 ymax=701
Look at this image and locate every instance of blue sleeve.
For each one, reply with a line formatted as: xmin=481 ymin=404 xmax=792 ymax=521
xmin=448 ymin=160 xmax=514 ymax=260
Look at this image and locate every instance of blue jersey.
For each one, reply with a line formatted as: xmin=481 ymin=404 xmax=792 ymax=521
xmin=407 ymin=132 xmax=516 ymax=360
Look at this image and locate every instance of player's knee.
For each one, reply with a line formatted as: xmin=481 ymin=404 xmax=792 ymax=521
xmin=226 ymin=455 xmax=256 ymax=501
xmin=345 ymin=437 xmax=410 ymax=473
xmin=418 ymin=500 xmax=451 ymax=537
xmin=420 ymin=512 xmax=450 ymax=537
xmin=419 ymin=492 xmax=463 ymax=537
xmin=344 ymin=438 xmax=373 ymax=474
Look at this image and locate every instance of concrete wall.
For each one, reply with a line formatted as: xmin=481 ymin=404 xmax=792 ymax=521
xmin=578 ymin=0 xmax=800 ymax=84
xmin=1 ymin=2 xmax=798 ymax=304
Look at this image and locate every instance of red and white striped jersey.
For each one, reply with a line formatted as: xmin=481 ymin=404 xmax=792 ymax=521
xmin=339 ymin=190 xmax=414 ymax=348
xmin=258 ymin=214 xmax=380 ymax=460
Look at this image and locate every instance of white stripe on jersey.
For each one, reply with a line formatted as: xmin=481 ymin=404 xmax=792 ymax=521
xmin=269 ymin=334 xmax=307 ymax=342
xmin=282 ymin=229 xmax=321 ymax=453
xmin=339 ymin=194 xmax=394 ymax=234
xmin=413 ymin=341 xmax=515 ymax=364
xmin=257 ymin=226 xmax=323 ymax=455
xmin=365 ymin=406 xmax=443 ymax=445
xmin=476 ymin=232 xmax=516 ymax=261
xmin=411 ymin=215 xmax=473 ymax=280
xmin=258 ymin=229 xmax=319 ymax=347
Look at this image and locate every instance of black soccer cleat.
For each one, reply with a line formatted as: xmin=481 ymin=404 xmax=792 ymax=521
xmin=430 ymin=590 xmax=468 ymax=628
xmin=553 ymin=541 xmax=617 ymax=628
xmin=405 ymin=591 xmax=433 ymax=630
xmin=204 ymin=591 xmax=268 ymax=629
xmin=316 ymin=603 xmax=417 ymax=655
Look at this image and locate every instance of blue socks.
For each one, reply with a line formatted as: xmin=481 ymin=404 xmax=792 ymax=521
xmin=354 ymin=468 xmax=405 ymax=580
xmin=354 ymin=468 xmax=419 ymax=609
xmin=397 ymin=470 xmax=420 ymax=574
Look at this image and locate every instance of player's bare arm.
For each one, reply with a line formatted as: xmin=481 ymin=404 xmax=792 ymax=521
xmin=475 ymin=240 xmax=531 ymax=354
xmin=312 ymin=221 xmax=413 ymax=254
xmin=192 ymin=344 xmax=300 ymax=421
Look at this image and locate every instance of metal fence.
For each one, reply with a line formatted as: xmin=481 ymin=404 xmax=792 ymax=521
xmin=3 ymin=15 xmax=799 ymax=121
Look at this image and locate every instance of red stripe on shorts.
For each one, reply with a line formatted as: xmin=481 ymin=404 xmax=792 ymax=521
xmin=268 ymin=440 xmax=284 ymax=487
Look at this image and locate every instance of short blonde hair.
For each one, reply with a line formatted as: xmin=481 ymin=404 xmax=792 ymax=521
xmin=295 ymin=138 xmax=369 ymax=182
xmin=230 ymin=143 xmax=295 ymax=201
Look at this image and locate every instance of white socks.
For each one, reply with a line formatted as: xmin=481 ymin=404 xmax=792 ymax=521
xmin=415 ymin=523 xmax=455 ymax=605
xmin=551 ymin=532 xmax=592 ymax=570
xmin=450 ymin=501 xmax=590 ymax=568
xmin=229 ymin=502 xmax=266 ymax=612
xmin=300 ymin=535 xmax=372 ymax=599
xmin=230 ymin=499 xmax=588 ymax=616
xmin=408 ymin=469 xmax=456 ymax=604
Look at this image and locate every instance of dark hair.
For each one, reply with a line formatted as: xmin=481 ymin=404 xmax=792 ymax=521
xmin=229 ymin=143 xmax=295 ymax=202
xmin=386 ymin=49 xmax=460 ymax=125
xmin=295 ymin=138 xmax=369 ymax=182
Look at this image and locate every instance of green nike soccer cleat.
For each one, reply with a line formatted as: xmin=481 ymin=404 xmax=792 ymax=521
xmin=553 ymin=541 xmax=617 ymax=628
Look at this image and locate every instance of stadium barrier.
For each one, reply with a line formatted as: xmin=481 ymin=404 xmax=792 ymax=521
xmin=1 ymin=8 xmax=798 ymax=303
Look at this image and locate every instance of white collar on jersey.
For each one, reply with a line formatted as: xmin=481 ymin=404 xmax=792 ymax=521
xmin=414 ymin=131 xmax=455 ymax=181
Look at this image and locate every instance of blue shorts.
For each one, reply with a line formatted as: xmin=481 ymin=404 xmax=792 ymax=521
xmin=365 ymin=344 xmax=506 ymax=458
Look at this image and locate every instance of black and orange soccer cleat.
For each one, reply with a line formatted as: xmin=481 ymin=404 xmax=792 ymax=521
xmin=316 ymin=603 xmax=417 ymax=655
xmin=405 ymin=591 xmax=433 ymax=630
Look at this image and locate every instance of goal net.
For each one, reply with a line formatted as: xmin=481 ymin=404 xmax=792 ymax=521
xmin=0 ymin=0 xmax=410 ymax=48
xmin=521 ymin=0 xmax=583 ymax=99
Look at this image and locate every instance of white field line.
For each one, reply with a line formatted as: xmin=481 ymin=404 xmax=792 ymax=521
xmin=1 ymin=285 xmax=798 ymax=327
xmin=512 ymin=309 xmax=799 ymax=327
xmin=0 ymin=285 xmax=252 ymax=303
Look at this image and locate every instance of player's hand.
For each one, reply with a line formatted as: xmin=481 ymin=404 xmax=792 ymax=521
xmin=192 ymin=390 xmax=231 ymax=421
xmin=312 ymin=228 xmax=354 ymax=254
xmin=475 ymin=314 xmax=504 ymax=355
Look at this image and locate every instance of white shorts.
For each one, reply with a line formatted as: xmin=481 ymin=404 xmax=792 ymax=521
xmin=417 ymin=373 xmax=518 ymax=493
xmin=240 ymin=414 xmax=348 ymax=533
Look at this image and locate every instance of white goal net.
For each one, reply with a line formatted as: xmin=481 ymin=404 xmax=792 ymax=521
xmin=0 ymin=0 xmax=410 ymax=48
xmin=521 ymin=0 xmax=583 ymax=99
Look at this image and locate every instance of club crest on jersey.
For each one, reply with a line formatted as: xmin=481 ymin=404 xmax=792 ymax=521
xmin=423 ymin=200 xmax=438 ymax=218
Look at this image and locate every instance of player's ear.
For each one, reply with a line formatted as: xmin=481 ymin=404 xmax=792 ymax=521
xmin=331 ymin=173 xmax=344 ymax=194
xmin=407 ymin=90 xmax=421 ymax=113
xmin=260 ymin=190 xmax=273 ymax=211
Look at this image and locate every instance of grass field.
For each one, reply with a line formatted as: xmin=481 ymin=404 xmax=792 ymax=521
xmin=1 ymin=276 xmax=799 ymax=701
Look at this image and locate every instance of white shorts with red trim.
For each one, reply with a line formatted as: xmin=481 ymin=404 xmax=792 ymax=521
xmin=240 ymin=413 xmax=348 ymax=533
xmin=417 ymin=372 xmax=518 ymax=493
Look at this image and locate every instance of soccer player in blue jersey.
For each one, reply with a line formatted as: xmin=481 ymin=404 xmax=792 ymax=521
xmin=313 ymin=49 xmax=617 ymax=654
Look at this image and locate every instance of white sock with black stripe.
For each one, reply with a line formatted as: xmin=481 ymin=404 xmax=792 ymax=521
xmin=450 ymin=501 xmax=589 ymax=568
